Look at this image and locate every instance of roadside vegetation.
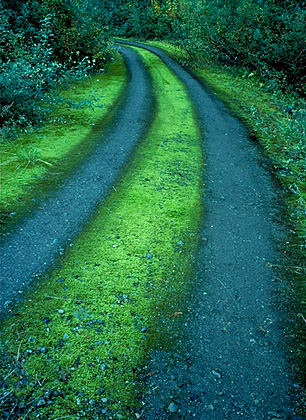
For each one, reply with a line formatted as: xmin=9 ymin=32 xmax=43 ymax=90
xmin=0 ymin=0 xmax=123 ymax=228
xmin=0 ymin=0 xmax=112 ymax=136
xmin=0 ymin=48 xmax=203 ymax=419
xmin=101 ymin=0 xmax=305 ymax=96
xmin=0 ymin=56 xmax=126 ymax=228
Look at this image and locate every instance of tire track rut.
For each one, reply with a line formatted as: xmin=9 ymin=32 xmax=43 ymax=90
xmin=117 ymin=41 xmax=301 ymax=419
xmin=0 ymin=47 xmax=153 ymax=314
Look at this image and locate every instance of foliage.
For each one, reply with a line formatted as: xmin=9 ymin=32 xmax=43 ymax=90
xmin=174 ymin=0 xmax=306 ymax=95
xmin=0 ymin=56 xmax=127 ymax=226
xmin=0 ymin=0 xmax=113 ymax=135
xmin=103 ymin=0 xmax=306 ymax=95
xmin=98 ymin=0 xmax=180 ymax=39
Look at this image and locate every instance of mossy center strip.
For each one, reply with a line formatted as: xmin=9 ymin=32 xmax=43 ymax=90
xmin=0 ymin=48 xmax=203 ymax=419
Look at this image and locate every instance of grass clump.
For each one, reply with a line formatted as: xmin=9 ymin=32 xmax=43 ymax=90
xmin=0 ymin=55 xmax=127 ymax=229
xmin=0 ymin=48 xmax=203 ymax=419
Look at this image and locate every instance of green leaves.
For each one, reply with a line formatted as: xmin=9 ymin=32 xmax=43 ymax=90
xmin=0 ymin=0 xmax=113 ymax=135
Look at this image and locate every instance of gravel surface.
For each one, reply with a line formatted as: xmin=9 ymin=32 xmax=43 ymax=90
xmin=117 ymin=41 xmax=304 ymax=419
xmin=0 ymin=46 xmax=153 ymax=314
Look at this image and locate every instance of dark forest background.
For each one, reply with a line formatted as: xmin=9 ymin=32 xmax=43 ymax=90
xmin=1 ymin=0 xmax=305 ymax=132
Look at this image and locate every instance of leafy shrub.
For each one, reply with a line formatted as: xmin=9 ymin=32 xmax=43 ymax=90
xmin=170 ymin=0 xmax=306 ymax=95
xmin=101 ymin=0 xmax=305 ymax=95
xmin=0 ymin=0 xmax=113 ymax=136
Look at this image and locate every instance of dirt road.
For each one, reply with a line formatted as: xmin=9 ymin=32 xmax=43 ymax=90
xmin=0 ymin=40 xmax=303 ymax=418
xmin=0 ymin=47 xmax=153 ymax=314
xmin=117 ymin=41 xmax=302 ymax=420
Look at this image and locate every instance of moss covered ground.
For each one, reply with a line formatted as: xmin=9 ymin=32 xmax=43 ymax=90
xmin=0 ymin=48 xmax=203 ymax=419
xmin=0 ymin=55 xmax=127 ymax=230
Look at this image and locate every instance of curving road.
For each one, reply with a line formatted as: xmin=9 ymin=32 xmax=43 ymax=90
xmin=0 ymin=46 xmax=153 ymax=313
xmin=117 ymin=41 xmax=301 ymax=420
xmin=0 ymin=41 xmax=302 ymax=418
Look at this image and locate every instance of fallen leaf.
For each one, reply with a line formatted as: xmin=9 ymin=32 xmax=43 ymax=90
xmin=170 ymin=312 xmax=183 ymax=318
xmin=258 ymin=326 xmax=266 ymax=334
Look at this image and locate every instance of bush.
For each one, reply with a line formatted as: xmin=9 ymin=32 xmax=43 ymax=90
xmin=100 ymin=0 xmax=305 ymax=95
xmin=171 ymin=0 xmax=306 ymax=95
xmin=0 ymin=0 xmax=113 ymax=136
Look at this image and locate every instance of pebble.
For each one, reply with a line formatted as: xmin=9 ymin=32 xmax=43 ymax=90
xmin=37 ymin=398 xmax=46 ymax=407
xmin=100 ymin=363 xmax=107 ymax=371
xmin=146 ymin=253 xmax=153 ymax=259
xmin=57 ymin=309 xmax=65 ymax=314
xmin=189 ymin=393 xmax=200 ymax=402
xmin=101 ymin=397 xmax=108 ymax=403
xmin=212 ymin=370 xmax=222 ymax=379
xmin=168 ymin=402 xmax=178 ymax=413
xmin=42 ymin=317 xmax=51 ymax=323
xmin=28 ymin=336 xmax=37 ymax=343
xmin=63 ymin=333 xmax=69 ymax=340
xmin=177 ymin=240 xmax=184 ymax=246
xmin=141 ymin=327 xmax=148 ymax=333
xmin=57 ymin=278 xmax=65 ymax=283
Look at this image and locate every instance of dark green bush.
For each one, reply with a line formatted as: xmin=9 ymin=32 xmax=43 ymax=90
xmin=170 ymin=0 xmax=306 ymax=95
xmin=101 ymin=0 xmax=305 ymax=95
xmin=0 ymin=0 xmax=112 ymax=136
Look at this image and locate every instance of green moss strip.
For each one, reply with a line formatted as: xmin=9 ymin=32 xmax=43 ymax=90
xmin=0 ymin=55 xmax=127 ymax=223
xmin=0 ymin=48 xmax=203 ymax=419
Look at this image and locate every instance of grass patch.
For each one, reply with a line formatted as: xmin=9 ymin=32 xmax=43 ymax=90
xmin=0 ymin=54 xmax=127 ymax=230
xmin=0 ymin=47 xmax=203 ymax=419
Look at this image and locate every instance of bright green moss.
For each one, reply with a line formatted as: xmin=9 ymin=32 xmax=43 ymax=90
xmin=0 ymin=48 xmax=203 ymax=419
xmin=0 ymin=55 xmax=127 ymax=223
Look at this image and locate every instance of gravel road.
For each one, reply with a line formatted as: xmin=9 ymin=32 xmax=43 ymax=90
xmin=0 ymin=46 xmax=153 ymax=314
xmin=117 ymin=41 xmax=303 ymax=420
xmin=0 ymin=39 xmax=303 ymax=419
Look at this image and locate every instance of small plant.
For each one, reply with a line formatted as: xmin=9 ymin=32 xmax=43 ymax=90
xmin=1 ymin=147 xmax=52 ymax=170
